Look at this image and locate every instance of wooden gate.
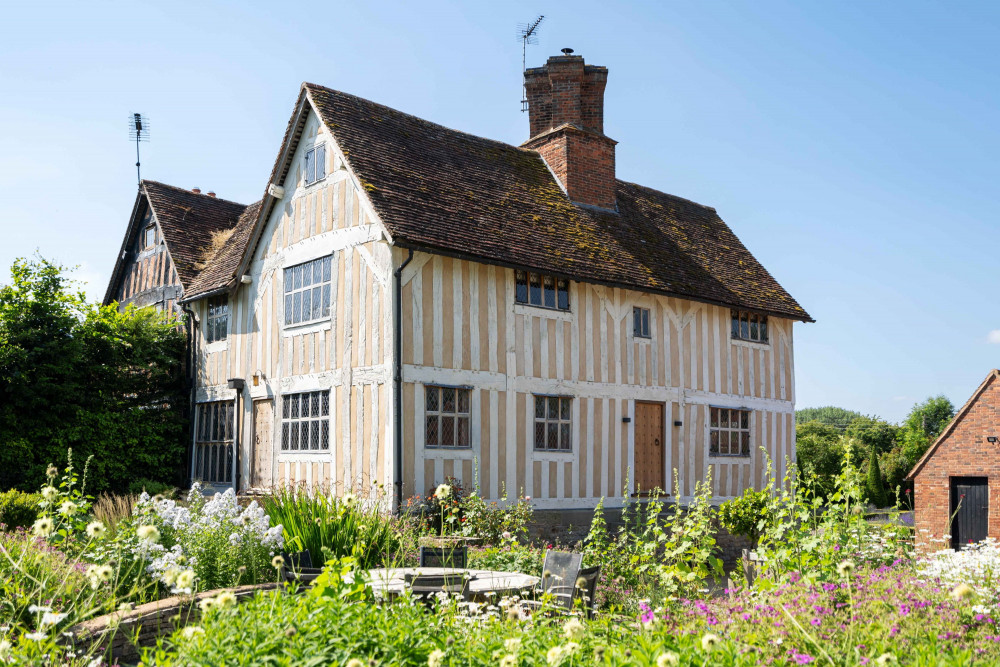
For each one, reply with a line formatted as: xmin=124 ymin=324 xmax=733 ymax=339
xmin=950 ymin=477 xmax=988 ymax=550
xmin=634 ymin=402 xmax=665 ymax=494
xmin=251 ymin=399 xmax=274 ymax=490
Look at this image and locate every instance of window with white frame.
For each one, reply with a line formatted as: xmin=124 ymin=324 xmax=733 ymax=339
xmin=206 ymin=296 xmax=229 ymax=343
xmin=709 ymin=407 xmax=751 ymax=457
xmin=144 ymin=225 xmax=156 ymax=249
xmin=425 ymin=385 xmax=471 ymax=448
xmin=194 ymin=401 xmax=234 ymax=484
xmin=515 ymin=270 xmax=570 ymax=311
xmin=534 ymin=395 xmax=572 ymax=451
xmin=633 ymin=306 xmax=651 ymax=338
xmin=304 ymin=144 xmax=327 ymax=185
xmin=283 ymin=256 xmax=332 ymax=326
xmin=281 ymin=391 xmax=330 ymax=451
xmin=731 ymin=309 xmax=768 ymax=344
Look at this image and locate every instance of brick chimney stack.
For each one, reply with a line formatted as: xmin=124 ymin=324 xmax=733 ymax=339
xmin=522 ymin=52 xmax=617 ymax=210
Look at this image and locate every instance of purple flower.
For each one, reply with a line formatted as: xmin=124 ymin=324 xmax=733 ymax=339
xmin=791 ymin=653 xmax=814 ymax=664
xmin=639 ymin=602 xmax=654 ymax=624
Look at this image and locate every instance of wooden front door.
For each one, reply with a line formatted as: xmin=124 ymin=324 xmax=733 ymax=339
xmin=251 ymin=399 xmax=274 ymax=489
xmin=634 ymin=402 xmax=665 ymax=494
xmin=950 ymin=477 xmax=989 ymax=550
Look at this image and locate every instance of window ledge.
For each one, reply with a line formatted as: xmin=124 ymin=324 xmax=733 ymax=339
xmin=513 ymin=303 xmax=573 ymax=321
xmin=532 ymin=450 xmax=575 ymax=461
xmin=424 ymin=448 xmax=475 ymax=460
xmin=282 ymin=319 xmax=332 ymax=337
xmin=632 ymin=335 xmax=653 ymax=343
xmin=277 ymin=450 xmax=332 ymax=457
xmin=707 ymin=455 xmax=752 ymax=463
xmin=732 ymin=338 xmax=770 ymax=349
xmin=206 ymin=340 xmax=229 ymax=354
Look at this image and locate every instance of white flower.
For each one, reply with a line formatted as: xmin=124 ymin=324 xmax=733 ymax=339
xmin=32 ymin=517 xmax=54 ymax=538
xmin=342 ymin=491 xmax=357 ymax=507
xmin=198 ymin=598 xmax=215 ymax=613
xmin=272 ymin=555 xmax=285 ymax=570
xmin=180 ymin=626 xmax=205 ymax=640
xmin=86 ymin=521 xmax=106 ymax=539
xmin=428 ymin=648 xmax=446 ymax=667
xmin=24 ymin=632 xmax=47 ymax=641
xmin=118 ymin=602 xmax=134 ymax=612
xmin=137 ymin=525 xmax=161 ymax=543
xmin=951 ymin=583 xmax=974 ymax=600
xmin=346 ymin=660 xmax=365 ymax=667
xmin=28 ymin=605 xmax=52 ymax=614
xmin=504 ymin=638 xmax=521 ymax=652
xmin=0 ymin=639 xmax=10 ymax=659
xmin=434 ymin=484 xmax=452 ymax=500
xmin=701 ymin=633 xmax=720 ymax=651
xmin=176 ymin=569 xmax=196 ymax=591
xmin=501 ymin=531 xmax=512 ymax=541
xmin=563 ymin=617 xmax=585 ymax=640
xmin=214 ymin=591 xmax=237 ymax=609
xmin=876 ymin=654 xmax=897 ymax=666
xmin=499 ymin=655 xmax=516 ymax=667
xmin=41 ymin=486 xmax=58 ymax=501
xmin=657 ymin=652 xmax=679 ymax=667
xmin=836 ymin=560 xmax=855 ymax=578
xmin=161 ymin=567 xmax=180 ymax=586
xmin=40 ymin=611 xmax=68 ymax=628
xmin=58 ymin=500 xmax=78 ymax=516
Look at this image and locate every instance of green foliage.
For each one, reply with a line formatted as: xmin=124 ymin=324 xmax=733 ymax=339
xmin=794 ymin=420 xmax=843 ymax=497
xmin=467 ymin=542 xmax=546 ymax=575
xmin=718 ymin=487 xmax=770 ymax=541
xmin=458 ymin=485 xmax=534 ymax=546
xmin=903 ymin=395 xmax=956 ymax=441
xmin=0 ymin=490 xmax=41 ymax=530
xmin=865 ymin=443 xmax=888 ymax=507
xmin=262 ymin=486 xmax=403 ymax=569
xmin=0 ymin=256 xmax=187 ymax=494
xmin=127 ymin=478 xmax=178 ymax=498
xmin=845 ymin=416 xmax=899 ymax=457
xmin=795 ymin=405 xmax=864 ymax=427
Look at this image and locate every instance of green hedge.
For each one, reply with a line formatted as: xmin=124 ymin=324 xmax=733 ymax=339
xmin=0 ymin=490 xmax=41 ymax=529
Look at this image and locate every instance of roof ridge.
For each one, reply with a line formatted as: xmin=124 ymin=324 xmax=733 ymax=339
xmin=302 ymin=82 xmax=540 ymax=156
xmin=616 ymin=179 xmax=717 ymax=213
xmin=142 ymin=179 xmax=248 ymax=208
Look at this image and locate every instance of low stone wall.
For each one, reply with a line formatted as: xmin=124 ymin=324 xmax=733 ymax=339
xmin=527 ymin=505 xmax=753 ymax=573
xmin=66 ymin=582 xmax=281 ymax=663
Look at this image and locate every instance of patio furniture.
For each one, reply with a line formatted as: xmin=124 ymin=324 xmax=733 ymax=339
xmin=405 ymin=572 xmax=470 ymax=601
xmin=419 ymin=545 xmax=468 ymax=568
xmin=575 ymin=565 xmax=601 ymax=618
xmin=523 ymin=550 xmax=583 ymax=613
xmin=280 ymin=550 xmax=323 ymax=585
xmin=358 ymin=567 xmax=539 ymax=602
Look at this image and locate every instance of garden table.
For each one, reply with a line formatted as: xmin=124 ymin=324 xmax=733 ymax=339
xmin=359 ymin=567 xmax=539 ymax=601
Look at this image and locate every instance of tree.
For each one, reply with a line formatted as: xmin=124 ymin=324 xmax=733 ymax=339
xmin=845 ymin=416 xmax=898 ymax=458
xmin=795 ymin=406 xmax=864 ymax=428
xmin=0 ymin=256 xmax=187 ymax=493
xmin=865 ymin=443 xmax=888 ymax=507
xmin=795 ymin=420 xmax=843 ymax=498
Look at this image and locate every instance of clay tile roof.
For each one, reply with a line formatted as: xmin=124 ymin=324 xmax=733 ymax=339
xmin=186 ymin=200 xmax=263 ymax=298
xmin=303 ymin=83 xmax=811 ymax=321
xmin=141 ymin=181 xmax=248 ymax=289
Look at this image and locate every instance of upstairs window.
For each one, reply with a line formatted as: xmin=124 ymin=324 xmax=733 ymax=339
xmin=425 ymin=386 xmax=471 ymax=448
xmin=515 ymin=270 xmax=569 ymax=311
xmin=709 ymin=407 xmax=751 ymax=457
xmin=731 ymin=309 xmax=768 ymax=343
xmin=633 ymin=306 xmax=651 ymax=338
xmin=534 ymin=395 xmax=572 ymax=451
xmin=206 ymin=296 xmax=229 ymax=343
xmin=304 ymin=144 xmax=327 ymax=185
xmin=284 ymin=256 xmax=332 ymax=326
xmin=143 ymin=225 xmax=156 ymax=249
xmin=281 ymin=391 xmax=330 ymax=451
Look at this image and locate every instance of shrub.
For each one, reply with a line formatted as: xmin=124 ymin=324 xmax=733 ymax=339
xmin=459 ymin=489 xmax=534 ymax=545
xmin=865 ymin=443 xmax=888 ymax=507
xmin=262 ymin=486 xmax=403 ymax=569
xmin=0 ymin=489 xmax=41 ymax=530
xmin=718 ymin=487 xmax=770 ymax=542
xmin=127 ymin=478 xmax=177 ymax=498
xmin=467 ymin=542 xmax=546 ymax=574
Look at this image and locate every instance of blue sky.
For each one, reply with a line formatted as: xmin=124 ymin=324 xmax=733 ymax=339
xmin=1 ymin=1 xmax=997 ymax=423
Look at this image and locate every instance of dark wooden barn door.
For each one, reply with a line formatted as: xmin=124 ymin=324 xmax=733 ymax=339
xmin=950 ymin=477 xmax=988 ymax=550
xmin=634 ymin=402 xmax=665 ymax=494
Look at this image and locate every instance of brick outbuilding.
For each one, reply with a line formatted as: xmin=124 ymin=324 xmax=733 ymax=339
xmin=908 ymin=369 xmax=1000 ymax=551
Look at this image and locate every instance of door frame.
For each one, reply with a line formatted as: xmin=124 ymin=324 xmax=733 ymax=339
xmin=250 ymin=398 xmax=275 ymax=491
xmin=949 ymin=476 xmax=989 ymax=550
xmin=633 ymin=400 xmax=666 ymax=497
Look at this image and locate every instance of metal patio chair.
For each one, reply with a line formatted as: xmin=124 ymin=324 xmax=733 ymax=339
xmin=419 ymin=545 xmax=468 ymax=568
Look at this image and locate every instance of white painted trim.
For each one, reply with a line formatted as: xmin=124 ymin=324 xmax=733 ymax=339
xmin=206 ymin=340 xmax=229 ymax=354
xmin=732 ymin=338 xmax=771 ymax=350
xmin=513 ymin=303 xmax=574 ymax=322
xmin=282 ymin=320 xmax=331 ymax=337
xmin=423 ymin=448 xmax=476 ymax=460
xmin=277 ymin=371 xmax=343 ymax=393
xmin=196 ymin=385 xmax=236 ymax=402
xmin=275 ymin=225 xmax=381 ymax=269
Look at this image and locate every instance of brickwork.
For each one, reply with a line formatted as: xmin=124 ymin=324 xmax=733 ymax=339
xmin=911 ymin=371 xmax=1000 ymax=550
xmin=523 ymin=54 xmax=617 ymax=210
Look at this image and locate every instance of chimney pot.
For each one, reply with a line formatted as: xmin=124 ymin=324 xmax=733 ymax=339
xmin=561 ymin=47 xmax=574 ymax=55
xmin=191 ymin=187 xmax=201 ymax=194
xmin=207 ymin=191 xmax=216 ymax=198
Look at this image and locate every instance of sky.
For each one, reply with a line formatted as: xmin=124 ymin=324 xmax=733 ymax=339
xmin=0 ymin=1 xmax=997 ymax=423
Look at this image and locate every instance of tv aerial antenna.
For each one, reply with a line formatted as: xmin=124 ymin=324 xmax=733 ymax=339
xmin=517 ymin=15 xmax=545 ymax=111
xmin=128 ymin=113 xmax=150 ymax=188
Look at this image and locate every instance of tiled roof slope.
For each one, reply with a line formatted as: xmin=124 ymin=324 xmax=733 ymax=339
xmin=142 ymin=181 xmax=248 ymax=289
xmin=186 ymin=200 xmax=263 ymax=298
xmin=305 ymin=84 xmax=811 ymax=321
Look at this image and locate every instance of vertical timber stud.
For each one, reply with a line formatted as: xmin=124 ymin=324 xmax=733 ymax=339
xmin=393 ymin=248 xmax=414 ymax=511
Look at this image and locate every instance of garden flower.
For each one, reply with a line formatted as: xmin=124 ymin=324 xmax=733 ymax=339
xmin=24 ymin=632 xmax=47 ymax=641
xmin=563 ymin=617 xmax=585 ymax=640
xmin=701 ymin=633 xmax=720 ymax=651
xmin=0 ymin=639 xmax=11 ymax=660
xmin=435 ymin=484 xmax=452 ymax=500
xmin=951 ymin=583 xmax=974 ymax=600
xmin=546 ymin=646 xmax=563 ymax=666
xmin=59 ymin=500 xmax=78 ymax=516
xmin=41 ymin=485 xmax=58 ymax=501
xmin=502 ymin=531 xmax=512 ymax=541
xmin=342 ymin=491 xmax=357 ymax=507
xmin=836 ymin=560 xmax=855 ymax=578
xmin=32 ymin=516 xmax=54 ymax=538
xmin=428 ymin=649 xmax=446 ymax=667
xmin=504 ymin=638 xmax=521 ymax=652
xmin=214 ymin=591 xmax=237 ymax=609
xmin=198 ymin=598 xmax=215 ymax=613
xmin=875 ymin=653 xmax=897 ymax=666
xmin=499 ymin=656 xmax=516 ymax=667
xmin=28 ymin=605 xmax=52 ymax=614
xmin=137 ymin=525 xmax=161 ymax=543
xmin=86 ymin=521 xmax=106 ymax=539
xmin=346 ymin=661 xmax=365 ymax=667
xmin=656 ymin=652 xmax=679 ymax=667
xmin=161 ymin=567 xmax=180 ymax=586
xmin=39 ymin=611 xmax=68 ymax=628
xmin=176 ymin=569 xmax=195 ymax=591
xmin=180 ymin=626 xmax=205 ymax=639
xmin=118 ymin=602 xmax=133 ymax=612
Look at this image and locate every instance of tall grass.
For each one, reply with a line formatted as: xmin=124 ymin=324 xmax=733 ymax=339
xmin=91 ymin=493 xmax=136 ymax=537
xmin=261 ymin=487 xmax=405 ymax=569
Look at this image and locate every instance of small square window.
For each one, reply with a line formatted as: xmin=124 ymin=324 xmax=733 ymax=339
xmin=514 ymin=270 xmax=570 ymax=311
xmin=304 ymin=144 xmax=327 ymax=185
xmin=633 ymin=307 xmax=651 ymax=338
xmin=281 ymin=391 xmax=330 ymax=452
xmin=424 ymin=385 xmax=471 ymax=448
xmin=709 ymin=407 xmax=752 ymax=457
xmin=731 ymin=310 xmax=769 ymax=343
xmin=206 ymin=296 xmax=229 ymax=344
xmin=534 ymin=395 xmax=572 ymax=451
xmin=144 ymin=226 xmax=156 ymax=249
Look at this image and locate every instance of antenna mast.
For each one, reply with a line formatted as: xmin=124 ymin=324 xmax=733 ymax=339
xmin=517 ymin=15 xmax=545 ymax=111
xmin=128 ymin=113 xmax=150 ymax=188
